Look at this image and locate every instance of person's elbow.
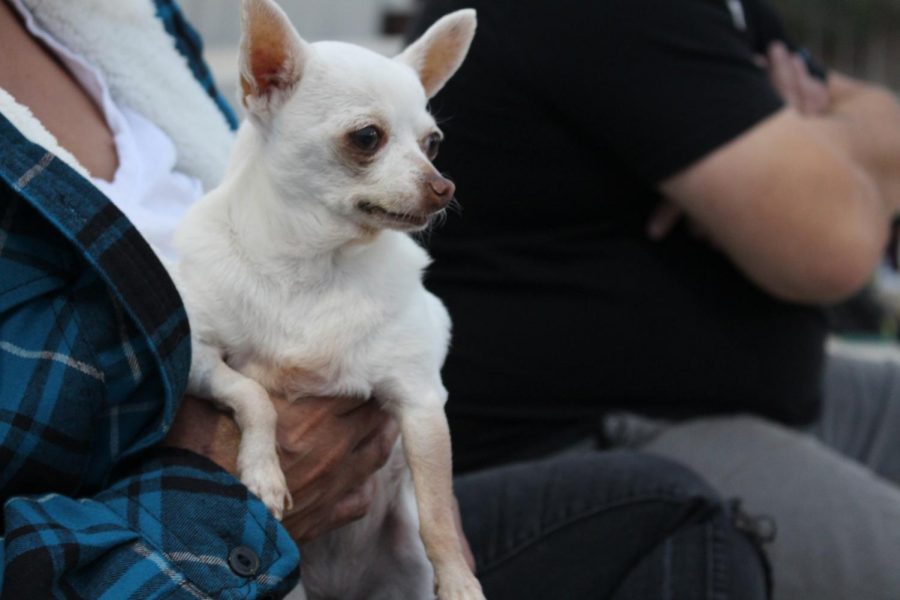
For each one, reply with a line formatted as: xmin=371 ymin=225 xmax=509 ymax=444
xmin=790 ymin=240 xmax=881 ymax=305
xmin=766 ymin=169 xmax=887 ymax=304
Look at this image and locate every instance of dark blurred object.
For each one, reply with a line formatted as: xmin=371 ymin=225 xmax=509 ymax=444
xmin=797 ymin=47 xmax=828 ymax=81
xmin=828 ymin=287 xmax=896 ymax=337
xmin=889 ymin=217 xmax=900 ymax=270
xmin=772 ymin=0 xmax=900 ymax=89
xmin=381 ymin=10 xmax=412 ymax=35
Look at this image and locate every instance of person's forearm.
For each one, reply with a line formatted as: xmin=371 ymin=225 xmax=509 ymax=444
xmin=810 ymin=75 xmax=900 ymax=218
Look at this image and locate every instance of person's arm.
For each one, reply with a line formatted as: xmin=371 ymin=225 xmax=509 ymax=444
xmin=662 ymin=55 xmax=900 ymax=304
xmin=519 ymin=0 xmax=900 ymax=304
xmin=813 ymin=73 xmax=900 ymax=213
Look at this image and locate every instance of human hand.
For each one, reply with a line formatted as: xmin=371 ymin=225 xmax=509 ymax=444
xmin=276 ymin=394 xmax=399 ymax=543
xmin=647 ymin=201 xmax=716 ymax=243
xmin=763 ymin=41 xmax=831 ymax=116
xmin=165 ymin=394 xmax=399 ymax=543
xmin=647 ymin=201 xmax=684 ymax=241
xmin=164 ymin=394 xmax=243 ymax=475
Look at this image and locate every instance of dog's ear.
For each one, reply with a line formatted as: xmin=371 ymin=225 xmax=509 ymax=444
xmin=239 ymin=0 xmax=309 ymax=122
xmin=396 ymin=9 xmax=477 ymax=99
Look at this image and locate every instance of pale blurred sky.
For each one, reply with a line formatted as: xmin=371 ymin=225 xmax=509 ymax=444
xmin=178 ymin=0 xmax=414 ymax=46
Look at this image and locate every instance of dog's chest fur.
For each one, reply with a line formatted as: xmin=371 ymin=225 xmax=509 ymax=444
xmin=178 ymin=215 xmax=449 ymax=402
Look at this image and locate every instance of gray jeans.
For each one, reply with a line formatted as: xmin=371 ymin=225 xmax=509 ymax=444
xmin=606 ymin=340 xmax=900 ymax=600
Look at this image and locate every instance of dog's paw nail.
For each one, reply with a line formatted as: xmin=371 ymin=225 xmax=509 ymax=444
xmin=239 ymin=455 xmax=290 ymax=520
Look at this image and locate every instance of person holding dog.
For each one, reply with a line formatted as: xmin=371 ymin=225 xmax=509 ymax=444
xmin=408 ymin=0 xmax=900 ymax=598
xmin=0 ymin=0 xmax=769 ymax=598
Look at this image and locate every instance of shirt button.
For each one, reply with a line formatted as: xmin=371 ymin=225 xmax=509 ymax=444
xmin=228 ymin=546 xmax=260 ymax=577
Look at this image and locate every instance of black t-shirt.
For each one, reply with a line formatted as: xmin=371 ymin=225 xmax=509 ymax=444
xmin=410 ymin=0 xmax=828 ymax=472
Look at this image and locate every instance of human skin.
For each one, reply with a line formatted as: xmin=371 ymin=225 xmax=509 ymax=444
xmin=0 ymin=0 xmax=118 ymax=180
xmin=654 ymin=41 xmax=900 ymax=304
xmin=166 ymin=394 xmax=401 ymax=543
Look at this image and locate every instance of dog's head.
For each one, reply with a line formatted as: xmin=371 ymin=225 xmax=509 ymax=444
xmin=238 ymin=0 xmax=476 ymax=233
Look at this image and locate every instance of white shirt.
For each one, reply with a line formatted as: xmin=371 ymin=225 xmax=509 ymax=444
xmin=10 ymin=0 xmax=206 ymax=261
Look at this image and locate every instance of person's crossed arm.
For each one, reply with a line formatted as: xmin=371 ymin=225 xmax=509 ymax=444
xmin=528 ymin=0 xmax=900 ymax=306
xmin=660 ymin=42 xmax=900 ymax=304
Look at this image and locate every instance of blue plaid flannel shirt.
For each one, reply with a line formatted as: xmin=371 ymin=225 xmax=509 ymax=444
xmin=0 ymin=1 xmax=300 ymax=598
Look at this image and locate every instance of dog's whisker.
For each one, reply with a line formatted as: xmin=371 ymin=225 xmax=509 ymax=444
xmin=446 ymin=197 xmax=463 ymax=216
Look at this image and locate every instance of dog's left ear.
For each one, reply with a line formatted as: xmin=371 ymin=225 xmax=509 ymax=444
xmin=239 ymin=0 xmax=310 ymax=124
xmin=396 ymin=9 xmax=477 ymax=99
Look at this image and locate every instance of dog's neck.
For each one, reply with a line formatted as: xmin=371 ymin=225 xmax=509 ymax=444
xmin=217 ymin=124 xmax=381 ymax=275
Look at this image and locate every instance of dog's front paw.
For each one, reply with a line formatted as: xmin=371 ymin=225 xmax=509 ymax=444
xmin=239 ymin=450 xmax=291 ymax=520
xmin=435 ymin=567 xmax=485 ymax=600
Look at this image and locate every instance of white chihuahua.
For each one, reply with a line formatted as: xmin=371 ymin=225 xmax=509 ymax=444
xmin=171 ymin=0 xmax=481 ymax=598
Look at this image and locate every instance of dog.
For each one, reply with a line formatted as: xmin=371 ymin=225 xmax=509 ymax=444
xmin=170 ymin=0 xmax=481 ymax=598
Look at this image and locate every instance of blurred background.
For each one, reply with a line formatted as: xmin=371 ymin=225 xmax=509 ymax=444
xmin=178 ymin=0 xmax=900 ymax=96
xmin=178 ymin=0 xmax=900 ymax=338
xmin=777 ymin=0 xmax=900 ymax=89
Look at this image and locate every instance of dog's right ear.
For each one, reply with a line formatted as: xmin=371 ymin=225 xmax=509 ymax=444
xmin=239 ymin=0 xmax=309 ymax=124
xmin=396 ymin=9 xmax=477 ymax=99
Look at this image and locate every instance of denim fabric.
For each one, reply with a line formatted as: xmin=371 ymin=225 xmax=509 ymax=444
xmin=456 ymin=451 xmax=769 ymax=600
xmin=632 ymin=344 xmax=900 ymax=600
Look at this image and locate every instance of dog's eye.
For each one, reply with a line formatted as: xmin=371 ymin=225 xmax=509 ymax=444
xmin=349 ymin=126 xmax=382 ymax=153
xmin=425 ymin=133 xmax=442 ymax=161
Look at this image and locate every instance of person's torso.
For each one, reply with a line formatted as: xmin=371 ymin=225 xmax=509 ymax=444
xmin=409 ymin=0 xmax=827 ymax=470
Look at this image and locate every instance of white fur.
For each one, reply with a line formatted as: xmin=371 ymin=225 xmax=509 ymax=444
xmin=19 ymin=0 xmax=234 ymax=190
xmin=172 ymin=2 xmax=481 ymax=598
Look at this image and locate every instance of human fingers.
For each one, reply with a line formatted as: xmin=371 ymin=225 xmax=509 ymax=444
xmin=272 ymin=393 xmax=367 ymax=425
xmin=340 ymin=400 xmax=396 ymax=449
xmin=768 ymin=42 xmax=801 ymax=108
xmin=328 ymin=479 xmax=377 ymax=530
xmin=647 ymin=201 xmax=683 ymax=240
xmin=286 ymin=415 xmax=394 ymax=521
xmin=294 ymin=416 xmax=395 ymax=510
xmin=348 ymin=416 xmax=399 ymax=482
xmin=791 ymin=53 xmax=830 ymax=115
xmin=275 ymin=396 xmax=370 ymax=458
xmin=291 ymin=479 xmax=377 ymax=543
xmin=278 ymin=403 xmax=390 ymax=502
xmin=164 ymin=395 xmax=241 ymax=476
xmin=276 ymin=396 xmax=387 ymax=455
xmin=353 ymin=411 xmax=399 ymax=454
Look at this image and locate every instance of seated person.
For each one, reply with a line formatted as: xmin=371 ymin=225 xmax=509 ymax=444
xmin=409 ymin=0 xmax=900 ymax=598
xmin=0 ymin=0 xmax=768 ymax=598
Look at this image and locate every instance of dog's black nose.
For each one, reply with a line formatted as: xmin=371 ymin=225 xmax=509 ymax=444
xmin=425 ymin=174 xmax=455 ymax=211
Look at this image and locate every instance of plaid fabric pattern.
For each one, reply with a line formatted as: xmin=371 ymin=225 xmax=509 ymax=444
xmin=0 ymin=2 xmax=300 ymax=598
xmin=3 ymin=450 xmax=298 ymax=599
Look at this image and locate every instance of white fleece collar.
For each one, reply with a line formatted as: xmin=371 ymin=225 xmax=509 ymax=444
xmin=2 ymin=0 xmax=234 ymax=190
